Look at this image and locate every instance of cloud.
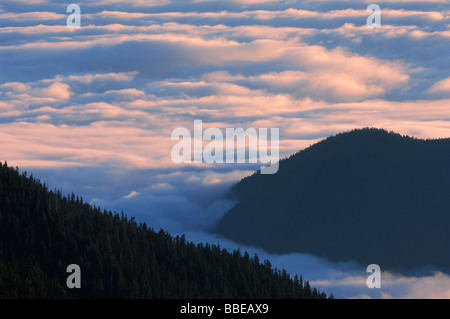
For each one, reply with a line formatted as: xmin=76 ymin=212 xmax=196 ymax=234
xmin=0 ymin=11 xmax=64 ymax=21
xmin=150 ymin=182 xmax=174 ymax=190
xmin=179 ymin=230 xmax=450 ymax=299
xmin=91 ymin=0 xmax=171 ymax=7
xmin=429 ymin=77 xmax=450 ymax=95
xmin=0 ymin=82 xmax=31 ymax=92
xmin=39 ymin=82 xmax=72 ymax=100
xmin=311 ymin=270 xmax=450 ymax=299
xmin=2 ymin=0 xmax=48 ymax=3
xmin=63 ymin=72 xmax=138 ymax=85
xmin=122 ymin=190 xmax=141 ymax=199
xmin=87 ymin=169 xmax=239 ymax=233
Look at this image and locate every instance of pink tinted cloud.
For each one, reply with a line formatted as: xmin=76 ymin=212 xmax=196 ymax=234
xmin=429 ymin=77 xmax=450 ymax=93
xmin=0 ymin=82 xmax=31 ymax=92
xmin=196 ymin=41 xmax=409 ymax=102
xmin=39 ymin=82 xmax=72 ymax=100
xmin=0 ymin=122 xmax=174 ymax=169
xmin=0 ymin=11 xmax=65 ymax=21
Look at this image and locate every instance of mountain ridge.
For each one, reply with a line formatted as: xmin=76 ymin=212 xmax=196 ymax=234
xmin=0 ymin=161 xmax=328 ymax=298
xmin=216 ymin=128 xmax=450 ymax=270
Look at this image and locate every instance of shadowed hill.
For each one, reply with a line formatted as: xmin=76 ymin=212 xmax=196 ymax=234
xmin=0 ymin=161 xmax=328 ymax=299
xmin=216 ymin=128 xmax=450 ymax=270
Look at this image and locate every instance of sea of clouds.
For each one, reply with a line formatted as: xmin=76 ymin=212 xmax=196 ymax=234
xmin=0 ymin=0 xmax=449 ymax=298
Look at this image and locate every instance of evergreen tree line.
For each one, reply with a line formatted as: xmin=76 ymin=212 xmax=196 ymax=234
xmin=0 ymin=162 xmax=331 ymax=299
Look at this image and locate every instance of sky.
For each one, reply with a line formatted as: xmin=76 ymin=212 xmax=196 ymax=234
xmin=0 ymin=0 xmax=449 ymax=298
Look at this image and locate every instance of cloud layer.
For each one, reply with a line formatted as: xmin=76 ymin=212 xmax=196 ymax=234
xmin=0 ymin=0 xmax=449 ymax=299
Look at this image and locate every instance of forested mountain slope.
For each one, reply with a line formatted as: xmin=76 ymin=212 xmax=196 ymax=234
xmin=217 ymin=128 xmax=450 ymax=269
xmin=0 ymin=162 xmax=328 ymax=299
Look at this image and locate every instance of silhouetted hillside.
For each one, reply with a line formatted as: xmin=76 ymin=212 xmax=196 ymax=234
xmin=216 ymin=128 xmax=450 ymax=269
xmin=0 ymin=161 xmax=328 ymax=299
